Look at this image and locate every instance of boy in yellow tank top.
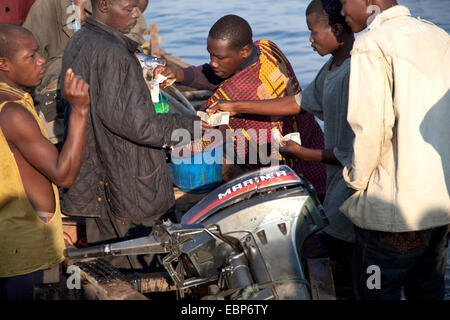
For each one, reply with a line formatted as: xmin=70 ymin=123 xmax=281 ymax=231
xmin=0 ymin=23 xmax=90 ymax=300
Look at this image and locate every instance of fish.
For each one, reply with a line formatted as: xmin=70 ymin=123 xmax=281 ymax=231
xmin=136 ymin=53 xmax=166 ymax=72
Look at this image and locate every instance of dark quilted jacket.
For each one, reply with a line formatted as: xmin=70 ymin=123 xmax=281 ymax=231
xmin=61 ymin=18 xmax=197 ymax=221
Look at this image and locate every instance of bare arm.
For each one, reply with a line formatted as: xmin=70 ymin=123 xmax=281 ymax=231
xmin=205 ymin=96 xmax=300 ymax=116
xmin=0 ymin=69 xmax=89 ymax=188
xmin=154 ymin=64 xmax=223 ymax=90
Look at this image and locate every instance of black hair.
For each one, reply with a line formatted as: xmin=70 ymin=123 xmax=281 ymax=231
xmin=0 ymin=23 xmax=34 ymax=59
xmin=138 ymin=0 xmax=149 ymax=12
xmin=208 ymin=15 xmax=253 ymax=51
xmin=91 ymin=0 xmax=113 ymax=10
xmin=306 ymin=0 xmax=352 ymax=33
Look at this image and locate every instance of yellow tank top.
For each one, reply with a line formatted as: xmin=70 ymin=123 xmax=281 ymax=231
xmin=0 ymin=82 xmax=65 ymax=278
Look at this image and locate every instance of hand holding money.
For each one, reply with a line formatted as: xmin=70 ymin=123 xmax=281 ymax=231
xmin=149 ymin=73 xmax=176 ymax=102
xmin=279 ymin=140 xmax=303 ymax=159
xmin=281 ymin=132 xmax=301 ymax=146
xmin=197 ymin=111 xmax=230 ymax=127
xmin=206 ymin=100 xmax=239 ymax=116
xmin=272 ymin=129 xmax=301 ymax=147
xmin=153 ymin=66 xmax=178 ymax=88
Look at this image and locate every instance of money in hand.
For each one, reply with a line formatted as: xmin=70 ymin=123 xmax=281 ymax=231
xmin=197 ymin=111 xmax=230 ymax=127
xmin=272 ymin=129 xmax=301 ymax=146
xmin=155 ymin=73 xmax=176 ymax=88
xmin=282 ymin=132 xmax=301 ymax=145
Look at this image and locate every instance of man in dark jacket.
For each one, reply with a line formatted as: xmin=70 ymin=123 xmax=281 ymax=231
xmin=61 ymin=0 xmax=199 ymax=271
xmin=23 ymin=0 xmax=148 ymax=146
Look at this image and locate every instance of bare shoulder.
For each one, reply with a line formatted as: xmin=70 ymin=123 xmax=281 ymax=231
xmin=0 ymin=100 xmax=34 ymax=123
xmin=0 ymin=101 xmax=41 ymax=144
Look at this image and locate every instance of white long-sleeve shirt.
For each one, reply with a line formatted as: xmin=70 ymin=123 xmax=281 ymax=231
xmin=340 ymin=5 xmax=450 ymax=232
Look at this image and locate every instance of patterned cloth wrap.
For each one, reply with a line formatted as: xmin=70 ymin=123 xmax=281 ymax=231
xmin=191 ymin=40 xmax=326 ymax=194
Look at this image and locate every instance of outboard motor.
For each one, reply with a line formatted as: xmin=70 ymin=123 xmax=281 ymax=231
xmin=65 ymin=165 xmax=327 ymax=300
xmin=180 ymin=165 xmax=327 ymax=299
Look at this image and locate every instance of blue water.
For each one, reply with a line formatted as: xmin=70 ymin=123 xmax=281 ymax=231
xmin=144 ymin=0 xmax=449 ymax=87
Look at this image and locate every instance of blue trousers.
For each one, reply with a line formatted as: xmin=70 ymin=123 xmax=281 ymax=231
xmin=352 ymin=224 xmax=449 ymax=300
xmin=0 ymin=269 xmax=44 ymax=300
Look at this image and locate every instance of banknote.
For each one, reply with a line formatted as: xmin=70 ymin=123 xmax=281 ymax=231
xmin=282 ymin=132 xmax=301 ymax=145
xmin=154 ymin=73 xmax=177 ymax=88
xmin=155 ymin=73 xmax=168 ymax=83
xmin=197 ymin=111 xmax=230 ymax=126
xmin=150 ymin=83 xmax=160 ymax=102
xmin=272 ymin=129 xmax=301 ymax=146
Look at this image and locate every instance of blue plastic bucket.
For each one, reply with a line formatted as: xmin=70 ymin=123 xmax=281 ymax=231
xmin=171 ymin=146 xmax=223 ymax=194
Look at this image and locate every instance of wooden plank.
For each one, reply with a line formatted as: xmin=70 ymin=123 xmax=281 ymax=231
xmin=130 ymin=272 xmax=177 ymax=293
xmin=160 ymin=48 xmax=191 ymax=69
xmin=72 ymin=260 xmax=149 ymax=300
xmin=80 ymin=273 xmax=148 ymax=300
xmin=33 ymin=282 xmax=85 ymax=300
xmin=62 ymin=215 xmax=86 ymax=247
xmin=149 ymin=23 xmax=161 ymax=57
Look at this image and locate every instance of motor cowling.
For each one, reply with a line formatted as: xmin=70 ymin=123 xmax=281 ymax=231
xmin=181 ymin=165 xmax=328 ymax=300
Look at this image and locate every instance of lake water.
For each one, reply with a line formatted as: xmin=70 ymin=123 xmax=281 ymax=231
xmin=144 ymin=0 xmax=450 ymax=87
